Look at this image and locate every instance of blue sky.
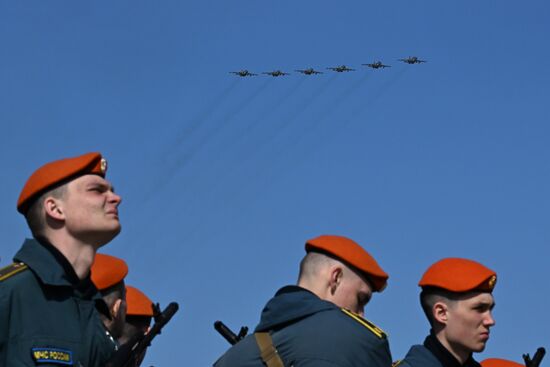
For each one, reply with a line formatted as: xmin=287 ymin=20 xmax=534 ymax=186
xmin=1 ymin=1 xmax=549 ymax=365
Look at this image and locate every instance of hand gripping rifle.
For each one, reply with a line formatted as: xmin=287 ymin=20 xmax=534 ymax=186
xmin=214 ymin=320 xmax=248 ymax=345
xmin=106 ymin=302 xmax=179 ymax=367
xmin=523 ymin=347 xmax=546 ymax=367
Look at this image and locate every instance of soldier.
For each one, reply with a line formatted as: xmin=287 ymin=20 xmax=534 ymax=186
xmin=119 ymin=286 xmax=155 ymax=366
xmin=214 ymin=234 xmax=392 ymax=367
xmin=0 ymin=152 xmax=122 ymax=366
xmin=91 ymin=253 xmax=129 ymax=341
xmin=397 ymin=258 xmax=497 ymax=367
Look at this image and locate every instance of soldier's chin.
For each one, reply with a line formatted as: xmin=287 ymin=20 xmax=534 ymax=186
xmin=474 ymin=343 xmax=488 ymax=353
xmin=95 ymin=226 xmax=122 ymax=248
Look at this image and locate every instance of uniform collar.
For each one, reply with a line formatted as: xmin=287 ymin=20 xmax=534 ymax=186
xmin=255 ymin=285 xmax=336 ymax=332
xmin=14 ymin=238 xmax=94 ymax=293
xmin=424 ymin=332 xmax=481 ymax=367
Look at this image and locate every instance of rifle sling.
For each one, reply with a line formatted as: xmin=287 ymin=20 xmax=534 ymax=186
xmin=254 ymin=332 xmax=284 ymax=367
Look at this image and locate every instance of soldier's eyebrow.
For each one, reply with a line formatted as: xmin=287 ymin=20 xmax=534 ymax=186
xmin=473 ymin=300 xmax=495 ymax=311
xmin=87 ymin=181 xmax=114 ymax=192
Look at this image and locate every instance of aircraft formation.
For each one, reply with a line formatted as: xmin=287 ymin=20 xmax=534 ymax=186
xmin=230 ymin=56 xmax=426 ymax=77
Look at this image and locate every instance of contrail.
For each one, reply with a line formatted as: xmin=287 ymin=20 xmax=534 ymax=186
xmin=222 ymin=74 xmax=337 ymax=181
xmin=309 ymin=71 xmax=370 ymax=125
xmin=171 ymin=78 xmax=270 ymax=171
xmin=177 ymin=78 xmax=306 ymax=204
xmin=176 ymin=76 xmax=336 ymax=236
xmin=167 ymin=78 xmax=240 ymax=156
xmin=142 ymin=78 xmax=263 ymax=201
xmin=231 ymin=69 xmax=407 ymax=201
xmin=334 ymin=66 xmax=409 ymax=135
xmin=142 ymin=78 xmax=270 ymax=202
xmin=283 ymin=74 xmax=337 ymax=127
xmin=233 ymin=76 xmax=307 ymax=146
xmin=277 ymin=72 xmax=370 ymax=157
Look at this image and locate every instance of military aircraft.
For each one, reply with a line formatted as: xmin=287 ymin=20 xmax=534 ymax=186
xmin=398 ymin=56 xmax=426 ymax=64
xmin=362 ymin=61 xmax=391 ymax=69
xmin=326 ymin=65 xmax=355 ymax=72
xmin=262 ymin=70 xmax=290 ymax=77
xmin=295 ymin=68 xmax=323 ymax=75
xmin=230 ymin=70 xmax=257 ymax=77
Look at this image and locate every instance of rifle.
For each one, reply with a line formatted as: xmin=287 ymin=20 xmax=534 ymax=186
xmin=523 ymin=347 xmax=546 ymax=367
xmin=106 ymin=302 xmax=179 ymax=367
xmin=214 ymin=320 xmax=248 ymax=345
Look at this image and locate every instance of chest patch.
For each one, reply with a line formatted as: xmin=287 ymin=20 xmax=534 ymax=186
xmin=31 ymin=347 xmax=73 ymax=365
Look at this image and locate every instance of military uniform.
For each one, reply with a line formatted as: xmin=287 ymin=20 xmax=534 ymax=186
xmin=398 ymin=334 xmax=481 ymax=367
xmin=397 ymin=258 xmax=497 ymax=367
xmin=214 ymin=285 xmax=392 ymax=367
xmin=0 ymin=239 xmax=117 ymax=366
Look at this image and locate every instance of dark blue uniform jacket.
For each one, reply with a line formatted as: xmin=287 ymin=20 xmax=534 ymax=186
xmin=214 ymin=285 xmax=392 ymax=367
xmin=0 ymin=239 xmax=117 ymax=366
xmin=399 ymin=334 xmax=481 ymax=367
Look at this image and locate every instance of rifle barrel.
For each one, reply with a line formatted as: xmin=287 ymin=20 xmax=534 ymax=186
xmin=214 ymin=321 xmax=239 ymax=345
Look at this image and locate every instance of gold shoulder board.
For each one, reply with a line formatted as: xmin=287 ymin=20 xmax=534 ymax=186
xmin=0 ymin=262 xmax=28 ymax=282
xmin=340 ymin=308 xmax=387 ymax=339
xmin=392 ymin=360 xmax=403 ymax=367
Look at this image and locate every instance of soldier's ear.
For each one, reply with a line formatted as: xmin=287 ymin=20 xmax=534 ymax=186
xmin=44 ymin=197 xmax=65 ymax=221
xmin=112 ymin=298 xmax=126 ymax=320
xmin=433 ymin=301 xmax=449 ymax=324
xmin=329 ymin=267 xmax=343 ymax=294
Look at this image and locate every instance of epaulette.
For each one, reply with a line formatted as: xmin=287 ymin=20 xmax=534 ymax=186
xmin=340 ymin=308 xmax=387 ymax=339
xmin=0 ymin=262 xmax=29 ymax=282
xmin=392 ymin=360 xmax=403 ymax=367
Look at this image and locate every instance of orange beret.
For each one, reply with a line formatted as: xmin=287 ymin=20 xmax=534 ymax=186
xmin=305 ymin=235 xmax=389 ymax=292
xmin=481 ymin=358 xmax=524 ymax=367
xmin=91 ymin=253 xmax=128 ymax=291
xmin=126 ymin=286 xmax=154 ymax=317
xmin=419 ymin=258 xmax=496 ymax=293
xmin=17 ymin=152 xmax=107 ymax=214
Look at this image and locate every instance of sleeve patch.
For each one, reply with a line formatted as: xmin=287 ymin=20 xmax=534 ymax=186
xmin=32 ymin=347 xmax=73 ymax=365
xmin=0 ymin=262 xmax=28 ymax=282
xmin=340 ymin=308 xmax=387 ymax=339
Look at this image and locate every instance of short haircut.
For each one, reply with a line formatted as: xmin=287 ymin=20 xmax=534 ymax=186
xmin=298 ymin=250 xmax=375 ymax=290
xmin=25 ymin=184 xmax=67 ymax=237
xmin=298 ymin=251 xmax=336 ymax=281
xmin=420 ymin=287 xmax=461 ymax=326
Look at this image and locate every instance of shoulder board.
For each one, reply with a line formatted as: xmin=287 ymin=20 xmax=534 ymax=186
xmin=340 ymin=308 xmax=387 ymax=339
xmin=0 ymin=262 xmax=29 ymax=282
xmin=392 ymin=360 xmax=403 ymax=367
